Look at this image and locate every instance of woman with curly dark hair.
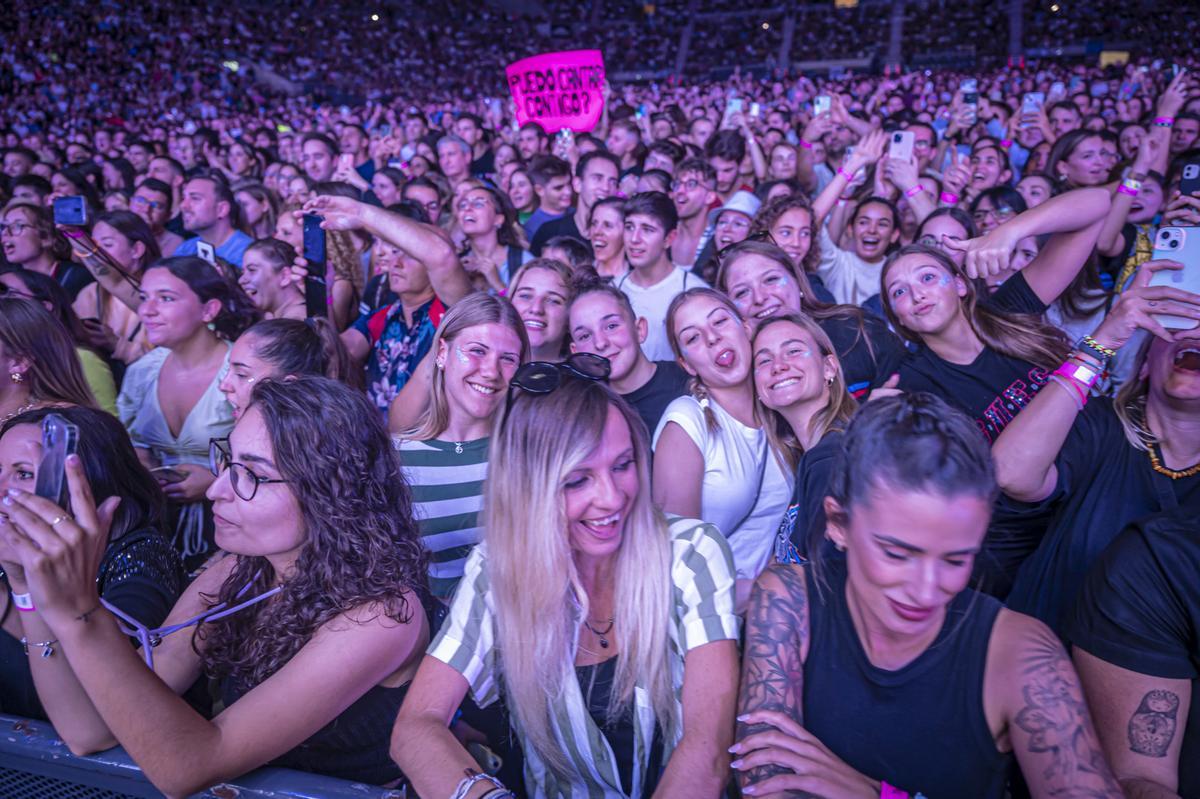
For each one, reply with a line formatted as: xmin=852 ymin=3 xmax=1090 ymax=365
xmin=0 ymin=376 xmax=429 ymax=792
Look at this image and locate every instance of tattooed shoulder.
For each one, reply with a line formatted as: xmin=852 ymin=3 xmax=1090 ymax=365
xmin=1012 ymin=624 xmax=1122 ymax=798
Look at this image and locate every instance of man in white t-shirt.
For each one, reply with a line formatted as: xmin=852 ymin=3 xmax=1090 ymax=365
xmin=618 ymin=191 xmax=710 ymax=362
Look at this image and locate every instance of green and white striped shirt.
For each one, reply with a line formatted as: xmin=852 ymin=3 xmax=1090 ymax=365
xmin=396 ymin=437 xmax=488 ymax=599
xmin=429 ymin=516 xmax=740 ymax=798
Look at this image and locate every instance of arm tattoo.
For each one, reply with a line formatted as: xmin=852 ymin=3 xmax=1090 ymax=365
xmin=735 ymin=564 xmax=809 ymax=788
xmin=1014 ymin=629 xmax=1122 ymax=797
xmin=1127 ymin=690 xmax=1179 ymax=758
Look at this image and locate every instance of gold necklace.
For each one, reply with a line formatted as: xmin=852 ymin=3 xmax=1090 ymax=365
xmin=0 ymin=402 xmax=38 ymax=426
xmin=1147 ymin=444 xmax=1200 ymax=480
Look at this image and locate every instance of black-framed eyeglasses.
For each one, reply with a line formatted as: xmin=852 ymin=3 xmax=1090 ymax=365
xmin=499 ymin=353 xmax=612 ymax=431
xmin=208 ymin=438 xmax=289 ymax=501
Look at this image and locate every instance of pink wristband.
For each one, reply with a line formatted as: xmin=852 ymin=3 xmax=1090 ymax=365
xmin=881 ymin=783 xmax=909 ymax=799
xmin=1053 ymin=360 xmax=1099 ymax=391
xmin=798 ymin=139 xmax=814 ymax=150
xmin=1000 ymin=139 xmax=1013 ymax=149
xmin=1154 ymin=116 xmax=1175 ymax=126
xmin=1117 ymin=184 xmax=1139 ymax=197
xmin=904 ymin=185 xmax=923 ymax=198
xmin=11 ymin=592 xmax=34 ymax=612
xmin=837 ymin=166 xmax=856 ymax=181
xmin=939 ymin=191 xmax=959 ymax=204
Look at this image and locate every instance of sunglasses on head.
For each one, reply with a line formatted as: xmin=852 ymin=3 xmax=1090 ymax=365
xmin=498 ymin=353 xmax=612 ymax=431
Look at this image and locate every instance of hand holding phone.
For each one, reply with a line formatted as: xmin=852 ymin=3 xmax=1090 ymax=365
xmin=35 ymin=414 xmax=79 ymax=506
xmin=1148 ymin=227 xmax=1200 ymax=330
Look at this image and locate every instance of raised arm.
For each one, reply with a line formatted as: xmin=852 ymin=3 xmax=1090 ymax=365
xmin=944 ymin=186 xmax=1110 ymax=303
xmin=739 ymin=117 xmax=768 ymax=182
xmin=991 ymin=262 xmax=1200 ymax=501
xmin=61 ymin=228 xmax=143 ymax=312
xmin=303 ymin=195 xmax=473 ymax=305
xmin=1098 ymin=133 xmax=1164 ymax=258
xmin=812 ymin=129 xmax=885 ymax=227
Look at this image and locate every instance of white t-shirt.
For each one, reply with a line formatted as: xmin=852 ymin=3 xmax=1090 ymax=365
xmin=618 ymin=267 xmax=709 ymax=362
xmin=653 ymin=395 xmax=793 ymax=581
xmin=815 ymin=223 xmax=885 ymax=306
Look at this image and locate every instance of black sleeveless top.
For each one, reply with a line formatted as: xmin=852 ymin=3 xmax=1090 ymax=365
xmin=575 ymin=656 xmax=664 ymax=796
xmin=221 ymin=677 xmax=408 ymax=786
xmin=802 ymin=559 xmax=1011 ymax=798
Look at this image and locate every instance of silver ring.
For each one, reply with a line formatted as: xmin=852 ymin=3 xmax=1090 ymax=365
xmin=1149 ymin=301 xmax=1158 ymax=308
xmin=50 ymin=515 xmax=69 ymax=526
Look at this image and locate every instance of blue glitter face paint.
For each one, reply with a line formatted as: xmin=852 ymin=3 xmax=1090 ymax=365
xmin=938 ymin=273 xmax=953 ymax=287
xmin=454 ymin=344 xmax=473 ymax=365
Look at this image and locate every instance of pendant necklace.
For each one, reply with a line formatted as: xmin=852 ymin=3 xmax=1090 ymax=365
xmin=584 ymin=617 xmax=615 ymax=649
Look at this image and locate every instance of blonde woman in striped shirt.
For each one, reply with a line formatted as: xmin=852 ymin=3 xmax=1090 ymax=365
xmin=396 ymin=292 xmax=529 ymax=601
xmin=393 ymin=372 xmax=740 ymax=798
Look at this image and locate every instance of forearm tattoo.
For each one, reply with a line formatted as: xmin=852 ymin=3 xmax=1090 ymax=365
xmin=736 ymin=565 xmax=808 ymax=787
xmin=1015 ymin=630 xmax=1122 ymax=797
xmin=1127 ymin=689 xmax=1179 ymax=758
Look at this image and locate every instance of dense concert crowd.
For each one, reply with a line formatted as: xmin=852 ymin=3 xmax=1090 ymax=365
xmin=1 ymin=0 xmax=1199 ymax=797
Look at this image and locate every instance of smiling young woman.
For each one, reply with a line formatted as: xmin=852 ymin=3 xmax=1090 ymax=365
xmin=396 ymin=293 xmax=528 ymax=601
xmin=393 ymin=373 xmax=739 ymax=798
xmin=733 ymin=393 xmax=1122 ymax=799
xmin=653 ymin=288 xmax=792 ymax=611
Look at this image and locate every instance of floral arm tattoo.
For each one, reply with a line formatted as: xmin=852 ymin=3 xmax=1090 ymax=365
xmin=735 ymin=564 xmax=809 ymax=790
xmin=1014 ymin=628 xmax=1123 ymax=798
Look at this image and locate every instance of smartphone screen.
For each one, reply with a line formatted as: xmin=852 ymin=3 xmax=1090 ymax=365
xmin=35 ymin=414 xmax=79 ymax=506
xmin=302 ymin=214 xmax=327 ymax=264
xmin=814 ymin=95 xmax=831 ymax=116
xmin=52 ymin=196 xmax=87 ymax=227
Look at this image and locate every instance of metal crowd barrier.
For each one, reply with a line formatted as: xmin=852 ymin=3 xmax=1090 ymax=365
xmin=0 ymin=714 xmax=404 ymax=799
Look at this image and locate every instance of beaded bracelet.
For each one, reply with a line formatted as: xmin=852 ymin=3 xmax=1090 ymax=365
xmin=904 ymin=185 xmax=923 ymax=198
xmin=1081 ymin=334 xmax=1116 ymax=359
xmin=1154 ymin=116 xmax=1175 ymax=127
xmin=837 ymin=166 xmax=856 ymax=181
xmin=939 ymin=191 xmax=959 ymax=204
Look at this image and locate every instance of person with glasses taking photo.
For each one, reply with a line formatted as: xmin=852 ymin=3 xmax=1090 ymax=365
xmin=0 ymin=377 xmax=430 ymax=794
xmin=393 ymin=355 xmax=739 ymax=799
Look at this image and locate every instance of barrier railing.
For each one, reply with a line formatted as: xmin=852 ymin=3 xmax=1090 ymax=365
xmin=0 ymin=714 xmax=404 ymax=799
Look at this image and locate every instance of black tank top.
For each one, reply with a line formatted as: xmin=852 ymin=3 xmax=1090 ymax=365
xmin=802 ymin=559 xmax=1011 ymax=798
xmin=221 ymin=677 xmax=408 ymax=786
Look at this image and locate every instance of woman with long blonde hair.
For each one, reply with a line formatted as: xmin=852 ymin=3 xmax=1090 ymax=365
xmin=393 ymin=371 xmax=739 ymax=798
xmin=397 ymin=293 xmax=528 ymax=601
xmin=653 ymin=288 xmax=793 ymax=611
xmin=751 ymin=313 xmax=857 ymax=564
